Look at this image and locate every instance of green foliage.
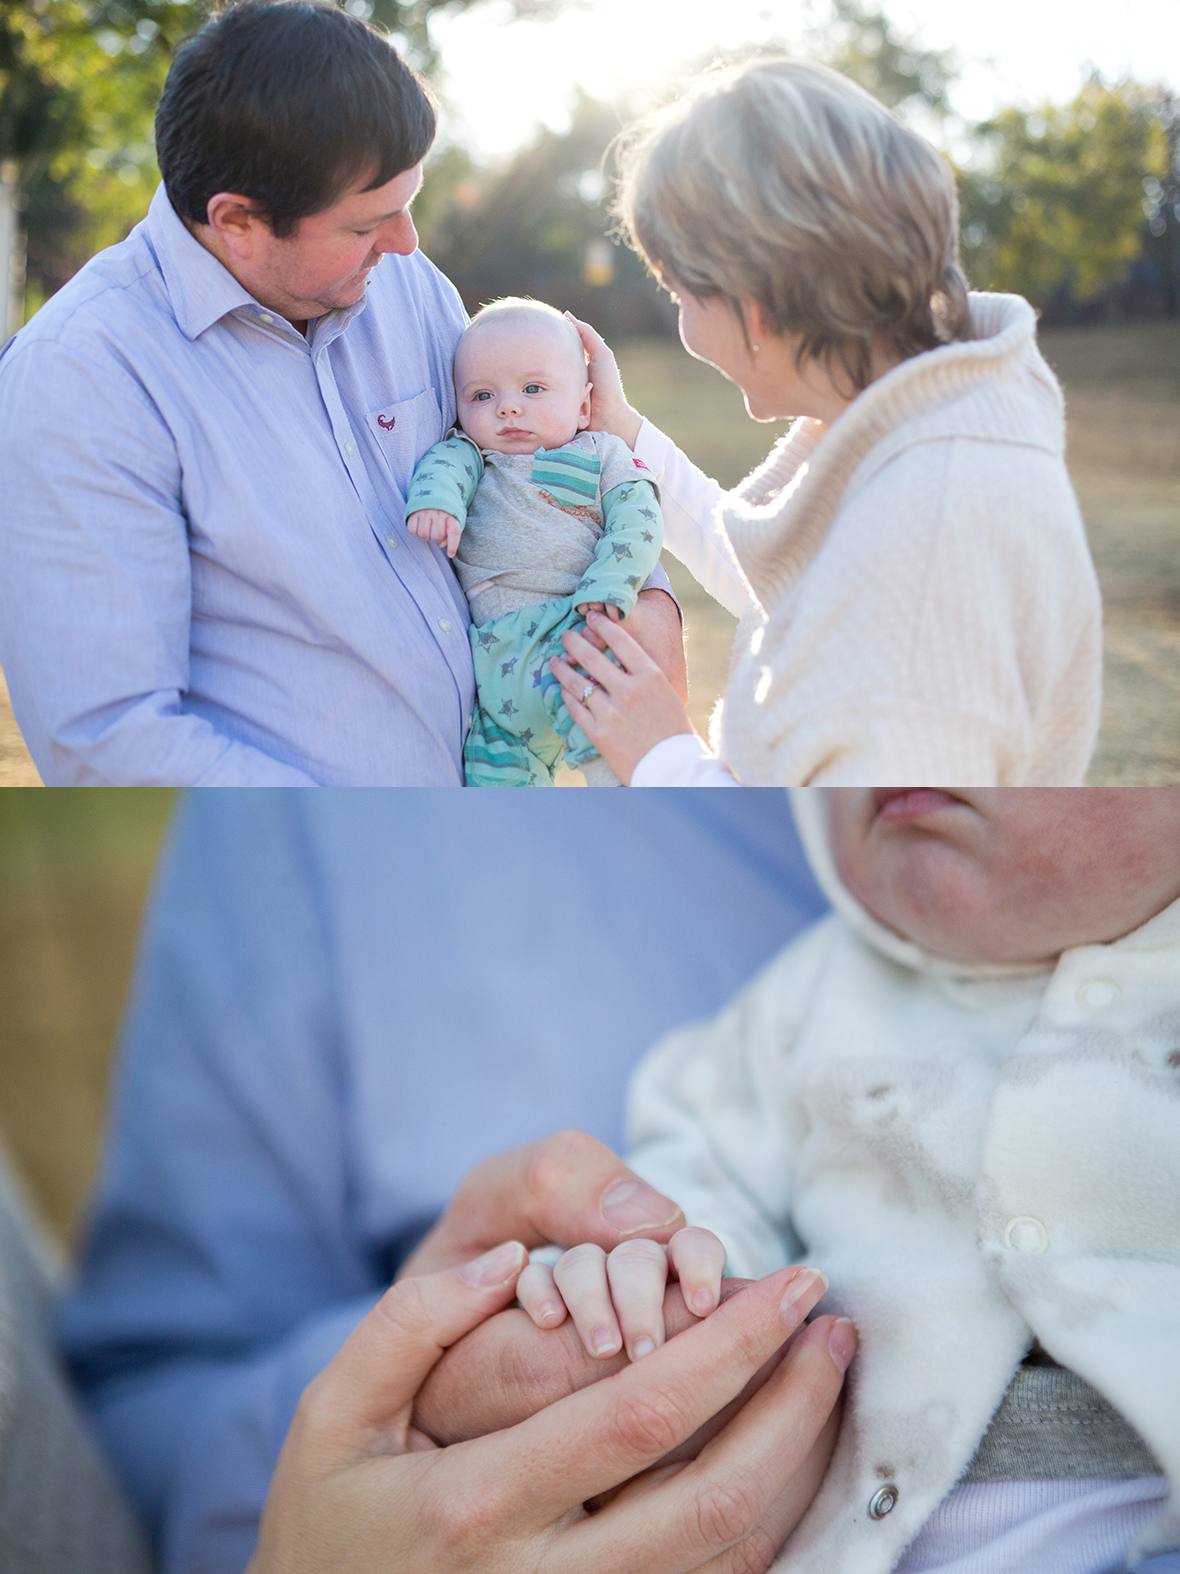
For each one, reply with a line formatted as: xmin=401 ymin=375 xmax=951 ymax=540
xmin=2 ymin=0 xmax=567 ymax=303
xmin=804 ymin=0 xmax=957 ymax=116
xmin=423 ymin=90 xmax=671 ymax=336
xmin=959 ymin=75 xmax=1171 ymax=303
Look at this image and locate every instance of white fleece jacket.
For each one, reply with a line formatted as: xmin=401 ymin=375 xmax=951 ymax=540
xmin=632 ymin=293 xmax=1103 ymax=787
xmin=626 ymin=794 xmax=1180 ymax=1572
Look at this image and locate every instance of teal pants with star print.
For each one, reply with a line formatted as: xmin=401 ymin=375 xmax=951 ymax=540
xmin=465 ymin=597 xmax=611 ymax=786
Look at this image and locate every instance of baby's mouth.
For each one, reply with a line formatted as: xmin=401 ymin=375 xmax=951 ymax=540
xmin=871 ymin=789 xmax=969 ymax=825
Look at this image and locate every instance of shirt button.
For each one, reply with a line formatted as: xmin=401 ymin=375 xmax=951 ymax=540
xmin=385 ymin=536 xmax=397 ymax=550
xmin=868 ymin=1485 xmax=898 ymax=1519
xmin=439 ymin=618 xmax=452 ymax=633
xmin=1077 ymin=977 xmax=1119 ymax=1009
xmin=1004 ymin=1216 xmax=1049 ymax=1253
xmin=259 ymin=312 xmax=274 ymax=325
xmin=344 ymin=441 xmax=356 ymax=457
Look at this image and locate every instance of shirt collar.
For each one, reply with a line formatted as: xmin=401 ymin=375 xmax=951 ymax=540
xmin=147 ymin=184 xmax=258 ymax=341
xmin=146 ymin=183 xmax=374 ymax=346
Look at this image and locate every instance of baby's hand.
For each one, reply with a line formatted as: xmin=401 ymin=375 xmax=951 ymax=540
xmin=517 ymin=1226 xmax=727 ymax=1362
xmin=407 ymin=508 xmax=461 ymax=558
xmin=576 ymin=600 xmax=622 ymax=622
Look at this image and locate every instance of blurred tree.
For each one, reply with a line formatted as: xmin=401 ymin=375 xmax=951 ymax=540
xmin=424 ymin=0 xmax=963 ymax=338
xmin=958 ymin=74 xmax=1171 ymax=306
xmin=0 ymin=0 xmax=569 ymax=315
xmin=1141 ymin=92 xmax=1180 ymax=316
xmin=802 ymin=0 xmax=958 ymax=118
xmin=424 ymin=89 xmax=671 ymax=335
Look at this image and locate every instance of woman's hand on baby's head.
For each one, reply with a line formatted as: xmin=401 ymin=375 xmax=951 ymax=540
xmin=406 ymin=508 xmax=462 ymax=558
xmin=516 ymin=1225 xmax=727 ymax=1363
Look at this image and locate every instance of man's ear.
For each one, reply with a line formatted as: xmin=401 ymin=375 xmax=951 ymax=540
xmin=577 ymin=380 xmax=593 ymax=431
xmin=202 ymin=192 xmax=270 ymax=260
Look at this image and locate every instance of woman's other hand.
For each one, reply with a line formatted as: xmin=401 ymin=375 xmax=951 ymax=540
xmin=565 ymin=312 xmax=644 ymax=447
xmin=552 ymin=612 xmax=697 ymax=783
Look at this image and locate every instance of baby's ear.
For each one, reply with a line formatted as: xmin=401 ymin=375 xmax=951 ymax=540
xmin=577 ymin=380 xmax=594 ymax=431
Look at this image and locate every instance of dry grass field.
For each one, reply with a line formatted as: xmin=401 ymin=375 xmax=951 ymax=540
xmin=1 ymin=321 xmax=1177 ymax=786
xmin=0 ymin=791 xmax=176 ymax=1242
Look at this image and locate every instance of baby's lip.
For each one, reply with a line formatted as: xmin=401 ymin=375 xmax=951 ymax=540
xmin=871 ymin=788 xmax=968 ymax=825
xmin=498 ymin=426 xmax=531 ymax=437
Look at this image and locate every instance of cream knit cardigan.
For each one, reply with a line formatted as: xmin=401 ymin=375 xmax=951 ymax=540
xmin=632 ymin=293 xmax=1103 ymax=786
xmin=626 ymin=793 xmax=1180 ymax=1572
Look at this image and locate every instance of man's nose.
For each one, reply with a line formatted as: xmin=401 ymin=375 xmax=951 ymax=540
xmin=378 ymin=212 xmax=418 ymax=256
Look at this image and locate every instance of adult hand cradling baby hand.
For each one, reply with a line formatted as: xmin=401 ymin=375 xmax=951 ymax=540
xmin=249 ymin=1133 xmax=855 ymax=1573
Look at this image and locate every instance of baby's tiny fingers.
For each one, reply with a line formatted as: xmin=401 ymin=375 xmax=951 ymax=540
xmin=553 ymin=1243 xmax=621 ymax=1359
xmin=669 ymin=1226 xmax=728 ymax=1317
xmin=606 ymin=1237 xmax=669 ymax=1360
xmin=516 ymin=1260 xmax=567 ymax=1329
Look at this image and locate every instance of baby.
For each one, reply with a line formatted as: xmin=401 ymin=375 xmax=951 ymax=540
xmin=405 ymin=298 xmax=664 ymax=787
xmin=517 ymin=789 xmax=1180 ymax=1573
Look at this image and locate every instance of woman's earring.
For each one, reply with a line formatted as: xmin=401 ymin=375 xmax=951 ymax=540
xmin=751 ymin=342 xmax=761 ymax=356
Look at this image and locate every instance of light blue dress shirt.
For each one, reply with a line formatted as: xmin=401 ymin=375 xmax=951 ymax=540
xmin=0 ymin=185 xmax=477 ymax=784
xmin=57 ymin=790 xmax=826 ymax=1573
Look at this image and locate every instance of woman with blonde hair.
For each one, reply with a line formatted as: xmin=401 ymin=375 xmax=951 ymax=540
xmin=550 ymin=57 xmax=1102 ymax=786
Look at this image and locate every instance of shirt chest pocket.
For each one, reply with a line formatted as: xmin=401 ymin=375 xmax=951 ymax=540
xmin=365 ymin=387 xmax=444 ymax=502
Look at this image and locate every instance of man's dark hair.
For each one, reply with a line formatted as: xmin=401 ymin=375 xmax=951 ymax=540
xmin=155 ymin=0 xmax=436 ymax=235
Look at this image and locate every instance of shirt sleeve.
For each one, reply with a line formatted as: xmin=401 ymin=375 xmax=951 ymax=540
xmin=404 ymin=432 xmax=482 ymax=525
xmin=0 ymin=339 xmax=316 ymax=786
xmin=632 ymin=420 xmax=755 ymax=619
xmin=57 ymin=796 xmax=387 ymax=1572
xmin=630 ymin=732 xmax=741 ymax=787
xmin=626 ymin=940 xmax=820 ymax=1279
xmin=574 ymin=477 xmax=663 ymax=615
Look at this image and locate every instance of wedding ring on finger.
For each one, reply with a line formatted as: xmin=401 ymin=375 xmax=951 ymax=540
xmin=579 ymin=682 xmax=596 ymax=706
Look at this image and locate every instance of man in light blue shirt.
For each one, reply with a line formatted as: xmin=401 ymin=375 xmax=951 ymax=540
xmin=0 ymin=1 xmax=679 ymax=785
xmin=58 ymin=790 xmax=827 ymax=1572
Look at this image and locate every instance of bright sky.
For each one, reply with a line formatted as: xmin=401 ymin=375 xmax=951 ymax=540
xmin=432 ymin=0 xmax=1180 ymax=163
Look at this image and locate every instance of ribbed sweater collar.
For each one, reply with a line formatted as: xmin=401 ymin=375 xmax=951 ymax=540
xmin=721 ymin=292 xmax=1051 ymax=610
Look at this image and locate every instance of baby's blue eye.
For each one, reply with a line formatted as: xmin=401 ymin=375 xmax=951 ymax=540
xmin=524 ymin=383 xmax=544 ymax=395
xmin=473 ymin=391 xmax=492 ymax=402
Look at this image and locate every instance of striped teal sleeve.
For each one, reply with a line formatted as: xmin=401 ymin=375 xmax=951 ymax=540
xmin=405 ymin=432 xmax=482 ymax=526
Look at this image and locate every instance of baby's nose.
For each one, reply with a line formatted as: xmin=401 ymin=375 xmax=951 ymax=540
xmin=498 ymin=394 xmax=521 ymax=415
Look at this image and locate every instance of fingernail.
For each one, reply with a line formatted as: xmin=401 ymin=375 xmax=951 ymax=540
xmin=601 ymin=1177 xmax=681 ymax=1235
xmin=592 ymin=1327 xmax=621 ymax=1356
xmin=828 ymin=1317 xmax=857 ymax=1372
xmin=690 ymin=1288 xmax=716 ymax=1315
xmin=779 ymin=1267 xmax=828 ymax=1315
xmin=538 ymin=1301 xmax=564 ymax=1326
xmin=631 ymin=1336 xmax=655 ymax=1359
xmin=459 ymin=1240 xmax=525 ymax=1287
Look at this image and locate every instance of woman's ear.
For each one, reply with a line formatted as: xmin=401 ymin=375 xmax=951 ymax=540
xmin=739 ymin=298 xmax=772 ymax=354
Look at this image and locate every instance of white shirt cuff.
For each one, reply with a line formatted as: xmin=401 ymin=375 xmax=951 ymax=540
xmin=631 ymin=733 xmax=740 ymax=788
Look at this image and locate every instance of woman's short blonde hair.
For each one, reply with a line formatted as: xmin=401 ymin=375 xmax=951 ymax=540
xmin=612 ymin=57 xmax=969 ymax=392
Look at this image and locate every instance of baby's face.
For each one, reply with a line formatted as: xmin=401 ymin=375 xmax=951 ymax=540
xmin=826 ymin=789 xmax=1180 ymax=965
xmin=454 ymin=315 xmax=592 ymax=454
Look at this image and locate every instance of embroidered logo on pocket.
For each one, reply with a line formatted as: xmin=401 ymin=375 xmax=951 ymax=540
xmin=377 ymin=413 xmax=397 ymax=430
